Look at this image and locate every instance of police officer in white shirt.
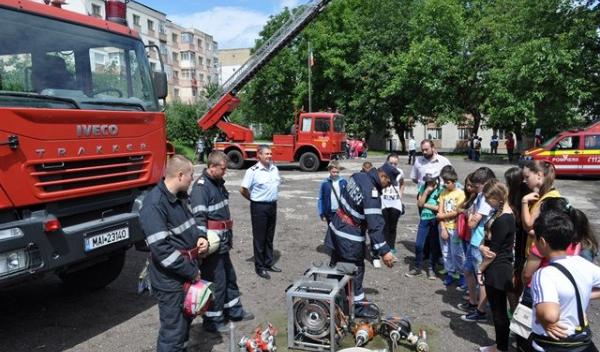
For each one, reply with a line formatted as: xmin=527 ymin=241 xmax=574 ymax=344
xmin=240 ymin=145 xmax=282 ymax=280
xmin=410 ymin=139 xmax=451 ymax=185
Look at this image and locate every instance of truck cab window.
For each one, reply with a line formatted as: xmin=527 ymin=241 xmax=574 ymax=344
xmin=314 ymin=118 xmax=330 ymax=132
xmin=555 ymin=136 xmax=579 ymax=150
xmin=301 ymin=117 xmax=312 ymax=132
xmin=0 ymin=7 xmax=159 ymax=111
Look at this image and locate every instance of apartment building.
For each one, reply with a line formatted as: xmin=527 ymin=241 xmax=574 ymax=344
xmin=166 ymin=22 xmax=220 ymax=103
xmin=218 ymin=48 xmax=251 ymax=85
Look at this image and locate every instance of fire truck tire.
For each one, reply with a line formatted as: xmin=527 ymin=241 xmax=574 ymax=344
xmin=59 ymin=250 xmax=126 ymax=290
xmin=226 ymin=149 xmax=245 ymax=169
xmin=299 ymin=152 xmax=320 ymax=172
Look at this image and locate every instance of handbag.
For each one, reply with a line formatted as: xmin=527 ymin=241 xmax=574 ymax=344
xmin=509 ymin=301 xmax=533 ymax=339
xmin=456 ymin=212 xmax=471 ymax=242
xmin=528 ymin=262 xmax=596 ymax=352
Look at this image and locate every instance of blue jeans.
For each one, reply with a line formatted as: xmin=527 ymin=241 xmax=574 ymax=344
xmin=415 ymin=218 xmax=438 ymax=270
xmin=448 ymin=229 xmax=465 ymax=274
xmin=464 ymin=244 xmax=482 ymax=273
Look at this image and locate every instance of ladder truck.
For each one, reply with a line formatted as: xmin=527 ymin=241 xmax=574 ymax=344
xmin=197 ymin=0 xmax=346 ymax=172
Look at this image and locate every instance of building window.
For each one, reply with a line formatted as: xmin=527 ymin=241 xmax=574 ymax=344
xmin=182 ymin=32 xmax=193 ymax=43
xmin=148 ymin=40 xmax=155 ymax=47
xmin=198 ymin=56 xmax=203 ymax=66
xmin=494 ymin=129 xmax=508 ymax=139
xmin=206 ymin=59 xmax=211 ymax=68
xmin=147 ymin=20 xmax=154 ymax=33
xmin=174 ymin=88 xmax=179 ymax=97
xmin=159 ymin=22 xmax=166 ymax=34
xmin=426 ymin=128 xmax=442 ymax=140
xmin=198 ymin=73 xmax=204 ymax=82
xmin=132 ymin=14 xmax=141 ymax=27
xmin=171 ymin=33 xmax=178 ymax=44
xmin=173 ymin=70 xmax=179 ymax=79
xmin=458 ymin=128 xmax=471 ymax=140
xmin=213 ymin=42 xmax=218 ymax=50
xmin=91 ymin=4 xmax=101 ymax=18
xmin=180 ymin=51 xmax=195 ymax=62
xmin=197 ymin=39 xmax=203 ymax=48
xmin=172 ymin=52 xmax=178 ymax=62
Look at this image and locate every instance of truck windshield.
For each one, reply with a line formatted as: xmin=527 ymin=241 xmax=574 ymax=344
xmin=333 ymin=115 xmax=345 ymax=132
xmin=0 ymin=7 xmax=158 ymax=111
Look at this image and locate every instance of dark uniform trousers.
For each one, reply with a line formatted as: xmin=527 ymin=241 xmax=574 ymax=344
xmin=250 ymin=201 xmax=277 ymax=271
xmin=153 ymin=288 xmax=191 ymax=352
xmin=200 ymin=251 xmax=244 ymax=329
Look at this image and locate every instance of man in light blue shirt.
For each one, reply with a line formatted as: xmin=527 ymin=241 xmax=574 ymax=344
xmin=240 ymin=145 xmax=281 ymax=279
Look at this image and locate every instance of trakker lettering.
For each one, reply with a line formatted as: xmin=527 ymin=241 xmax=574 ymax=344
xmin=76 ymin=124 xmax=119 ymax=137
xmin=34 ymin=143 xmax=147 ymax=158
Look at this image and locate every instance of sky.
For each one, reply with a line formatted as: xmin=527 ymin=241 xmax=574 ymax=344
xmin=139 ymin=0 xmax=304 ymax=49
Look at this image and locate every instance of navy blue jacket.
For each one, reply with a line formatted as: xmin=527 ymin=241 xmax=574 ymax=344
xmin=325 ymin=169 xmax=391 ymax=262
xmin=140 ymin=180 xmax=203 ymax=292
xmin=190 ymin=170 xmax=232 ymax=254
xmin=317 ymin=177 xmax=348 ymax=218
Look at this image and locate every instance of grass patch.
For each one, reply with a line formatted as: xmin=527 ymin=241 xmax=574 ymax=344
xmin=172 ymin=141 xmax=196 ymax=161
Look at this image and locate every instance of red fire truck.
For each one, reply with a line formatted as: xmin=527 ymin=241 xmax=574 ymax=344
xmin=0 ymin=0 xmax=169 ymax=289
xmin=198 ymin=0 xmax=347 ymax=172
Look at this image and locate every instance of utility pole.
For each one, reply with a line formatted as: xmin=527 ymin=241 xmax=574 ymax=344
xmin=308 ymin=41 xmax=313 ymax=112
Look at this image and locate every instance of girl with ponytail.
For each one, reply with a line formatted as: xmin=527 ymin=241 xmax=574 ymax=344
xmin=476 ymin=179 xmax=516 ymax=352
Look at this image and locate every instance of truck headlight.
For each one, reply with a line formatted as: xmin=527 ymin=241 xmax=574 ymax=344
xmin=0 ymin=248 xmax=29 ymax=276
xmin=0 ymin=228 xmax=24 ymax=242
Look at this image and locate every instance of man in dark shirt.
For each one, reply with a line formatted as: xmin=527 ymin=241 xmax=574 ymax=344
xmin=190 ymin=151 xmax=254 ymax=333
xmin=140 ymin=155 xmax=209 ymax=352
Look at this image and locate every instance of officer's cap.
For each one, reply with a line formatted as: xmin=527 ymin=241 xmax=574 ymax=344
xmin=379 ymin=163 xmax=400 ymax=186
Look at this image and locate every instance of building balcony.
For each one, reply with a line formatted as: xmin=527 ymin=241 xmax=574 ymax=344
xmin=147 ymin=29 xmax=156 ymax=38
xmin=180 ymin=42 xmax=196 ymax=52
xmin=159 ymin=32 xmax=167 ymax=41
xmin=179 ymin=79 xmax=198 ymax=88
xmin=179 ymin=60 xmax=195 ymax=69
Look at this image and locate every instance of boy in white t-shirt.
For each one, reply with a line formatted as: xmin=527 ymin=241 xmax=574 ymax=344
xmin=530 ymin=210 xmax=600 ymax=352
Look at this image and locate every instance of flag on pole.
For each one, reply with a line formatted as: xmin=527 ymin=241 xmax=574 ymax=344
xmin=308 ymin=50 xmax=314 ymax=67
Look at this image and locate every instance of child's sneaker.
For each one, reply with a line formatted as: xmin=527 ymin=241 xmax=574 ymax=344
xmin=405 ymin=268 xmax=422 ymax=277
xmin=457 ymin=274 xmax=465 ymax=288
xmin=443 ymin=274 xmax=455 ymax=286
xmin=457 ymin=302 xmax=477 ymax=312
xmin=461 ymin=309 xmax=487 ymax=322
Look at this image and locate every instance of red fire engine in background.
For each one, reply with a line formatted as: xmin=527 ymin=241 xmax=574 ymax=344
xmin=0 ymin=0 xmax=169 ymax=288
xmin=197 ymin=0 xmax=347 ymax=172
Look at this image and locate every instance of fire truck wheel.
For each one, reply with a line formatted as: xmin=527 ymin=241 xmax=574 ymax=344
xmin=226 ymin=149 xmax=245 ymax=169
xmin=59 ymin=250 xmax=126 ymax=290
xmin=299 ymin=152 xmax=320 ymax=172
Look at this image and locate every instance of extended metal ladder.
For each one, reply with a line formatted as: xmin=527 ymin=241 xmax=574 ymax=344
xmin=209 ymin=0 xmax=332 ymax=107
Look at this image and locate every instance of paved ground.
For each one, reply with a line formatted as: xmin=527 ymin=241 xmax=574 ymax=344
xmin=1 ymin=155 xmax=598 ymax=352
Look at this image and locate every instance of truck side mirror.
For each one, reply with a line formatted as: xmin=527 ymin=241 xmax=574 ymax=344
xmin=153 ymin=71 xmax=168 ymax=99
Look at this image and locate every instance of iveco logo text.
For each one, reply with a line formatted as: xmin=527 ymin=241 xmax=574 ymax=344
xmin=76 ymin=124 xmax=119 ymax=137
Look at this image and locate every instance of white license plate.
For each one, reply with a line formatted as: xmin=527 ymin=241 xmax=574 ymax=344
xmin=85 ymin=226 xmax=129 ymax=252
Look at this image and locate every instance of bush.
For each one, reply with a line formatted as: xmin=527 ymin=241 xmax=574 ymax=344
xmin=165 ymin=100 xmax=208 ymax=147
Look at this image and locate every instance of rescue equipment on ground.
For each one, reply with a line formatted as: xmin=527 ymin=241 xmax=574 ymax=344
xmin=286 ymin=263 xmax=429 ymax=352
xmin=183 ymin=279 xmax=214 ymax=318
xmin=237 ymin=323 xmax=277 ymax=352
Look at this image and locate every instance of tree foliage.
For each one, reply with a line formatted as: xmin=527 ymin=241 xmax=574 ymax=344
xmin=229 ymin=0 xmax=598 ymax=146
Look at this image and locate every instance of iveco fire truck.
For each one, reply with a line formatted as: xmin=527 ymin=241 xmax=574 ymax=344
xmin=198 ymin=0 xmax=347 ymax=172
xmin=0 ymin=0 xmax=169 ymax=289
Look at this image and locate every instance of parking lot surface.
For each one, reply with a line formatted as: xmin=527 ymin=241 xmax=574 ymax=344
xmin=1 ymin=155 xmax=598 ymax=352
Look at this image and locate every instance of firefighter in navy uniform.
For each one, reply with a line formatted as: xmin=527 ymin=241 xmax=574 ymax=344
xmin=139 ymin=155 xmax=209 ymax=352
xmin=190 ymin=151 xmax=254 ymax=333
xmin=324 ymin=163 xmax=398 ymax=318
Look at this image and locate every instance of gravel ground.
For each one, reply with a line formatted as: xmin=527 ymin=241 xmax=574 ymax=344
xmin=0 ymin=155 xmax=598 ymax=352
